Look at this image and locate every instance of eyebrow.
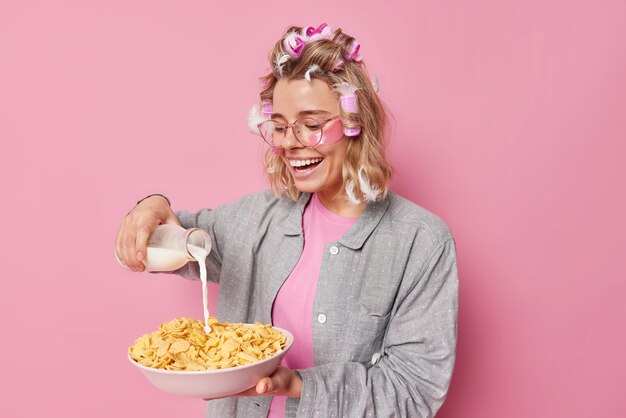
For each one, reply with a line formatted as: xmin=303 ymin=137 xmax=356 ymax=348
xmin=271 ymin=110 xmax=331 ymax=119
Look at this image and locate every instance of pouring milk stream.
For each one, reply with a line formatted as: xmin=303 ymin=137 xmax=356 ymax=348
xmin=116 ymin=224 xmax=213 ymax=333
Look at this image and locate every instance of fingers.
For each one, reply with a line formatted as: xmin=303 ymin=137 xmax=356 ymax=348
xmin=256 ymin=377 xmax=273 ymax=395
xmin=255 ymin=367 xmax=289 ymax=395
xmin=123 ymin=215 xmax=159 ymax=271
xmin=115 ymin=195 xmax=175 ymax=272
xmin=115 ymin=218 xmax=134 ymax=270
xmin=122 ymin=222 xmax=143 ymax=271
xmin=200 ymin=368 xmax=297 ymax=401
xmin=115 ymin=222 xmax=125 ymax=267
xmin=135 ymin=226 xmax=151 ymax=264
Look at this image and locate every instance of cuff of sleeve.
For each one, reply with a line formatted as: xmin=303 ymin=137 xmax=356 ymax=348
xmin=295 ymin=368 xmax=318 ymax=415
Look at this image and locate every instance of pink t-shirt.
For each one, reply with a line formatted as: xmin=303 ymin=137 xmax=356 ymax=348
xmin=267 ymin=193 xmax=358 ymax=417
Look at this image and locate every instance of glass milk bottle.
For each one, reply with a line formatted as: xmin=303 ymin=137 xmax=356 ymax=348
xmin=116 ymin=224 xmax=212 ymax=272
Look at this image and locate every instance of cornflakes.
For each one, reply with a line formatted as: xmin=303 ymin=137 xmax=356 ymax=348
xmin=129 ymin=317 xmax=287 ymax=371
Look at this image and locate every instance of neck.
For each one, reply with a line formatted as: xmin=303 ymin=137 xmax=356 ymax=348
xmin=315 ymin=189 xmax=366 ymax=217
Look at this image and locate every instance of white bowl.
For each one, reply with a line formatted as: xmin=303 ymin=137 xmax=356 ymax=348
xmin=128 ymin=326 xmax=294 ymax=399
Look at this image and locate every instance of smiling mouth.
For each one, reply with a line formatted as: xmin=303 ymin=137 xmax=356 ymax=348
xmin=290 ymin=158 xmax=324 ymax=172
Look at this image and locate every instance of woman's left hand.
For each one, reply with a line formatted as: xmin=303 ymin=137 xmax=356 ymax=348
xmin=203 ymin=366 xmax=302 ymax=401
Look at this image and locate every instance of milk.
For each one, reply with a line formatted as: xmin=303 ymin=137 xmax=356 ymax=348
xmin=144 ymin=245 xmax=212 ymax=334
xmin=187 ymin=245 xmax=211 ymax=334
xmin=116 ymin=238 xmax=213 ymax=334
xmin=143 ymin=247 xmax=192 ymax=271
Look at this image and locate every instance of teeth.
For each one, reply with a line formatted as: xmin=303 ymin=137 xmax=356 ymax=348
xmin=290 ymin=158 xmax=323 ymax=167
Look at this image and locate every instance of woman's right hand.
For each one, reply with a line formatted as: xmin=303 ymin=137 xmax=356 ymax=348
xmin=115 ymin=195 xmax=181 ymax=272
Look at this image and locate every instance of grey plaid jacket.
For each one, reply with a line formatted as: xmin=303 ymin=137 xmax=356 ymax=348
xmin=171 ymin=190 xmax=458 ymax=418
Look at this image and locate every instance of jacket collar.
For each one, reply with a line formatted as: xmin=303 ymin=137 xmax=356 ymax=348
xmin=282 ymin=192 xmax=392 ymax=250
xmin=282 ymin=192 xmax=312 ymax=236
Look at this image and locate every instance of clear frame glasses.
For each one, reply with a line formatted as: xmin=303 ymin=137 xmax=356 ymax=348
xmin=257 ymin=116 xmax=342 ymax=148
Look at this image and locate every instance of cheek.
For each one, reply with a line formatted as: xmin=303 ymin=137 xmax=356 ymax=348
xmin=321 ymin=142 xmax=348 ymax=174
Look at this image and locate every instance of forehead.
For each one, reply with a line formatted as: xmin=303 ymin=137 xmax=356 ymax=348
xmin=272 ymin=78 xmax=338 ymax=117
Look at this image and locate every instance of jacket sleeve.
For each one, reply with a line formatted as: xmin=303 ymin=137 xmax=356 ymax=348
xmin=158 ymin=198 xmax=244 ymax=284
xmin=295 ymin=238 xmax=459 ymax=418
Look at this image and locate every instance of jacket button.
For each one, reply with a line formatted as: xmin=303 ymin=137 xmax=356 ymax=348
xmin=317 ymin=313 xmax=327 ymax=324
xmin=329 ymin=245 xmax=339 ymax=255
xmin=371 ymin=352 xmax=382 ymax=365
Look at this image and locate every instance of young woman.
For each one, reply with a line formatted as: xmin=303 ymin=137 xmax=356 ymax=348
xmin=116 ymin=24 xmax=458 ymax=418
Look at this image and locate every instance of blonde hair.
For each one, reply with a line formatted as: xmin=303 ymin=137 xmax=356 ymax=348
xmin=259 ymin=25 xmax=393 ymax=203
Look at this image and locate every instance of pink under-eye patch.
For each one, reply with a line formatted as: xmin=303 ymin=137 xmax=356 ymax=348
xmin=318 ymin=118 xmax=345 ymax=145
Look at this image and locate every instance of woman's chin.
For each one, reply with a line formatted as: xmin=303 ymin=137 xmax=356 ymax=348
xmin=293 ymin=181 xmax=322 ymax=194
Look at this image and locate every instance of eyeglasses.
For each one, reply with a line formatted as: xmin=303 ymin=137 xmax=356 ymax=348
xmin=257 ymin=116 xmax=343 ymax=148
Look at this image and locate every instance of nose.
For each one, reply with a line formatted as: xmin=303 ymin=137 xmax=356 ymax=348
xmin=281 ymin=125 xmax=304 ymax=150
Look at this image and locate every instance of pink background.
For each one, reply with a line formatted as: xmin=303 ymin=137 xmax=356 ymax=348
xmin=1 ymin=0 xmax=625 ymax=417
